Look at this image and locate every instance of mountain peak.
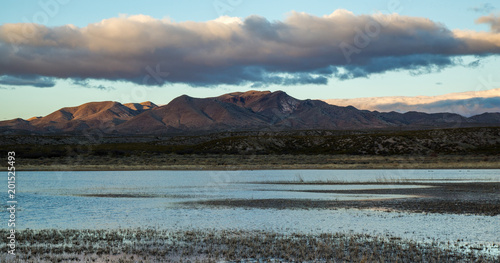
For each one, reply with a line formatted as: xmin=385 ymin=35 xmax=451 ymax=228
xmin=124 ymin=101 xmax=158 ymax=112
xmin=27 ymin=116 xmax=42 ymax=121
xmin=224 ymin=90 xmax=272 ymax=97
xmin=1 ymin=91 xmax=499 ymax=135
xmin=140 ymin=101 xmax=157 ymax=107
xmin=216 ymin=90 xmax=292 ymax=108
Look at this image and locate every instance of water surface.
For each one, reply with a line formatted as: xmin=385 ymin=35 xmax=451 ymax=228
xmin=4 ymin=169 xmax=499 ymax=250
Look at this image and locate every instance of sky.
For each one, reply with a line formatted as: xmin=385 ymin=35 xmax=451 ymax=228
xmin=1 ymin=0 xmax=500 ymax=120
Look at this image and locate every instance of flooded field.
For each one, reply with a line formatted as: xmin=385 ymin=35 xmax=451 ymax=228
xmin=2 ymin=169 xmax=499 ymax=261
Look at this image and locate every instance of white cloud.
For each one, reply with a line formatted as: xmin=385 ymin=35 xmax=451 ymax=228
xmin=476 ymin=14 xmax=500 ymax=33
xmin=323 ymin=88 xmax=500 ymax=117
xmin=0 ymin=11 xmax=500 ymax=87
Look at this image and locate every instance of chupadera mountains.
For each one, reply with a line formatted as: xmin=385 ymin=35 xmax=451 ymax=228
xmin=2 ymin=90 xmax=500 ymax=135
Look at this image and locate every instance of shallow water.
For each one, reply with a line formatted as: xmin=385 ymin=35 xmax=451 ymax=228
xmin=4 ymin=169 xmax=500 ymax=253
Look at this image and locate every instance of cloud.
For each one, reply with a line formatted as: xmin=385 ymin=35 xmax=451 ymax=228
xmin=323 ymin=88 xmax=500 ymax=117
xmin=372 ymin=97 xmax=500 ymax=117
xmin=72 ymin=79 xmax=115 ymax=91
xmin=476 ymin=14 xmax=500 ymax=33
xmin=1 ymin=11 xmax=500 ymax=87
xmin=469 ymin=3 xmax=495 ymax=14
xmin=0 ymin=75 xmax=56 ymax=87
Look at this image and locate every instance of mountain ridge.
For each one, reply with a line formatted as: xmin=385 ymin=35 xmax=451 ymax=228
xmin=1 ymin=91 xmax=499 ymax=135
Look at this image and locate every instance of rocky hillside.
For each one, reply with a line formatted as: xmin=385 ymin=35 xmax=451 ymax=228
xmin=0 ymin=91 xmax=499 ymax=135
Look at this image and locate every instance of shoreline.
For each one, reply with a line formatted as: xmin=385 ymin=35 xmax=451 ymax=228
xmin=17 ymin=163 xmax=500 ymax=171
xmin=16 ymin=154 xmax=500 ymax=171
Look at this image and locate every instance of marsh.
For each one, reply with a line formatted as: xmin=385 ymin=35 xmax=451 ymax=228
xmin=2 ymin=169 xmax=498 ymax=261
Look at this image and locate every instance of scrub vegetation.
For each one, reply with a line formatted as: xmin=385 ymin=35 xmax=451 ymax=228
xmin=1 ymin=229 xmax=498 ymax=262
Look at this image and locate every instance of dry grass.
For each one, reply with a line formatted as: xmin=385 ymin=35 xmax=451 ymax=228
xmin=16 ymin=154 xmax=500 ymax=171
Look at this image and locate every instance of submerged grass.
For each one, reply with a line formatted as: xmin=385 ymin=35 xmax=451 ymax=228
xmin=0 ymin=228 xmax=498 ymax=262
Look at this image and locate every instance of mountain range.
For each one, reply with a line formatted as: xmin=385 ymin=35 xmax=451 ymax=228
xmin=1 ymin=90 xmax=500 ymax=135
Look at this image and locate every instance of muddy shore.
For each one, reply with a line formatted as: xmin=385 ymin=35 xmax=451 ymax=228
xmin=15 ymin=154 xmax=500 ymax=171
xmin=187 ymin=182 xmax=500 ymax=216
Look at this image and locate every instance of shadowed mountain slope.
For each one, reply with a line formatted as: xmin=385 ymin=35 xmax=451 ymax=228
xmin=0 ymin=101 xmax=156 ymax=133
xmin=1 ymin=91 xmax=499 ymax=134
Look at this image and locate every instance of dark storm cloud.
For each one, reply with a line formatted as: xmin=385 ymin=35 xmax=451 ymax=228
xmin=1 ymin=11 xmax=500 ymax=87
xmin=0 ymin=75 xmax=56 ymax=87
xmin=334 ymin=54 xmax=457 ymax=80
